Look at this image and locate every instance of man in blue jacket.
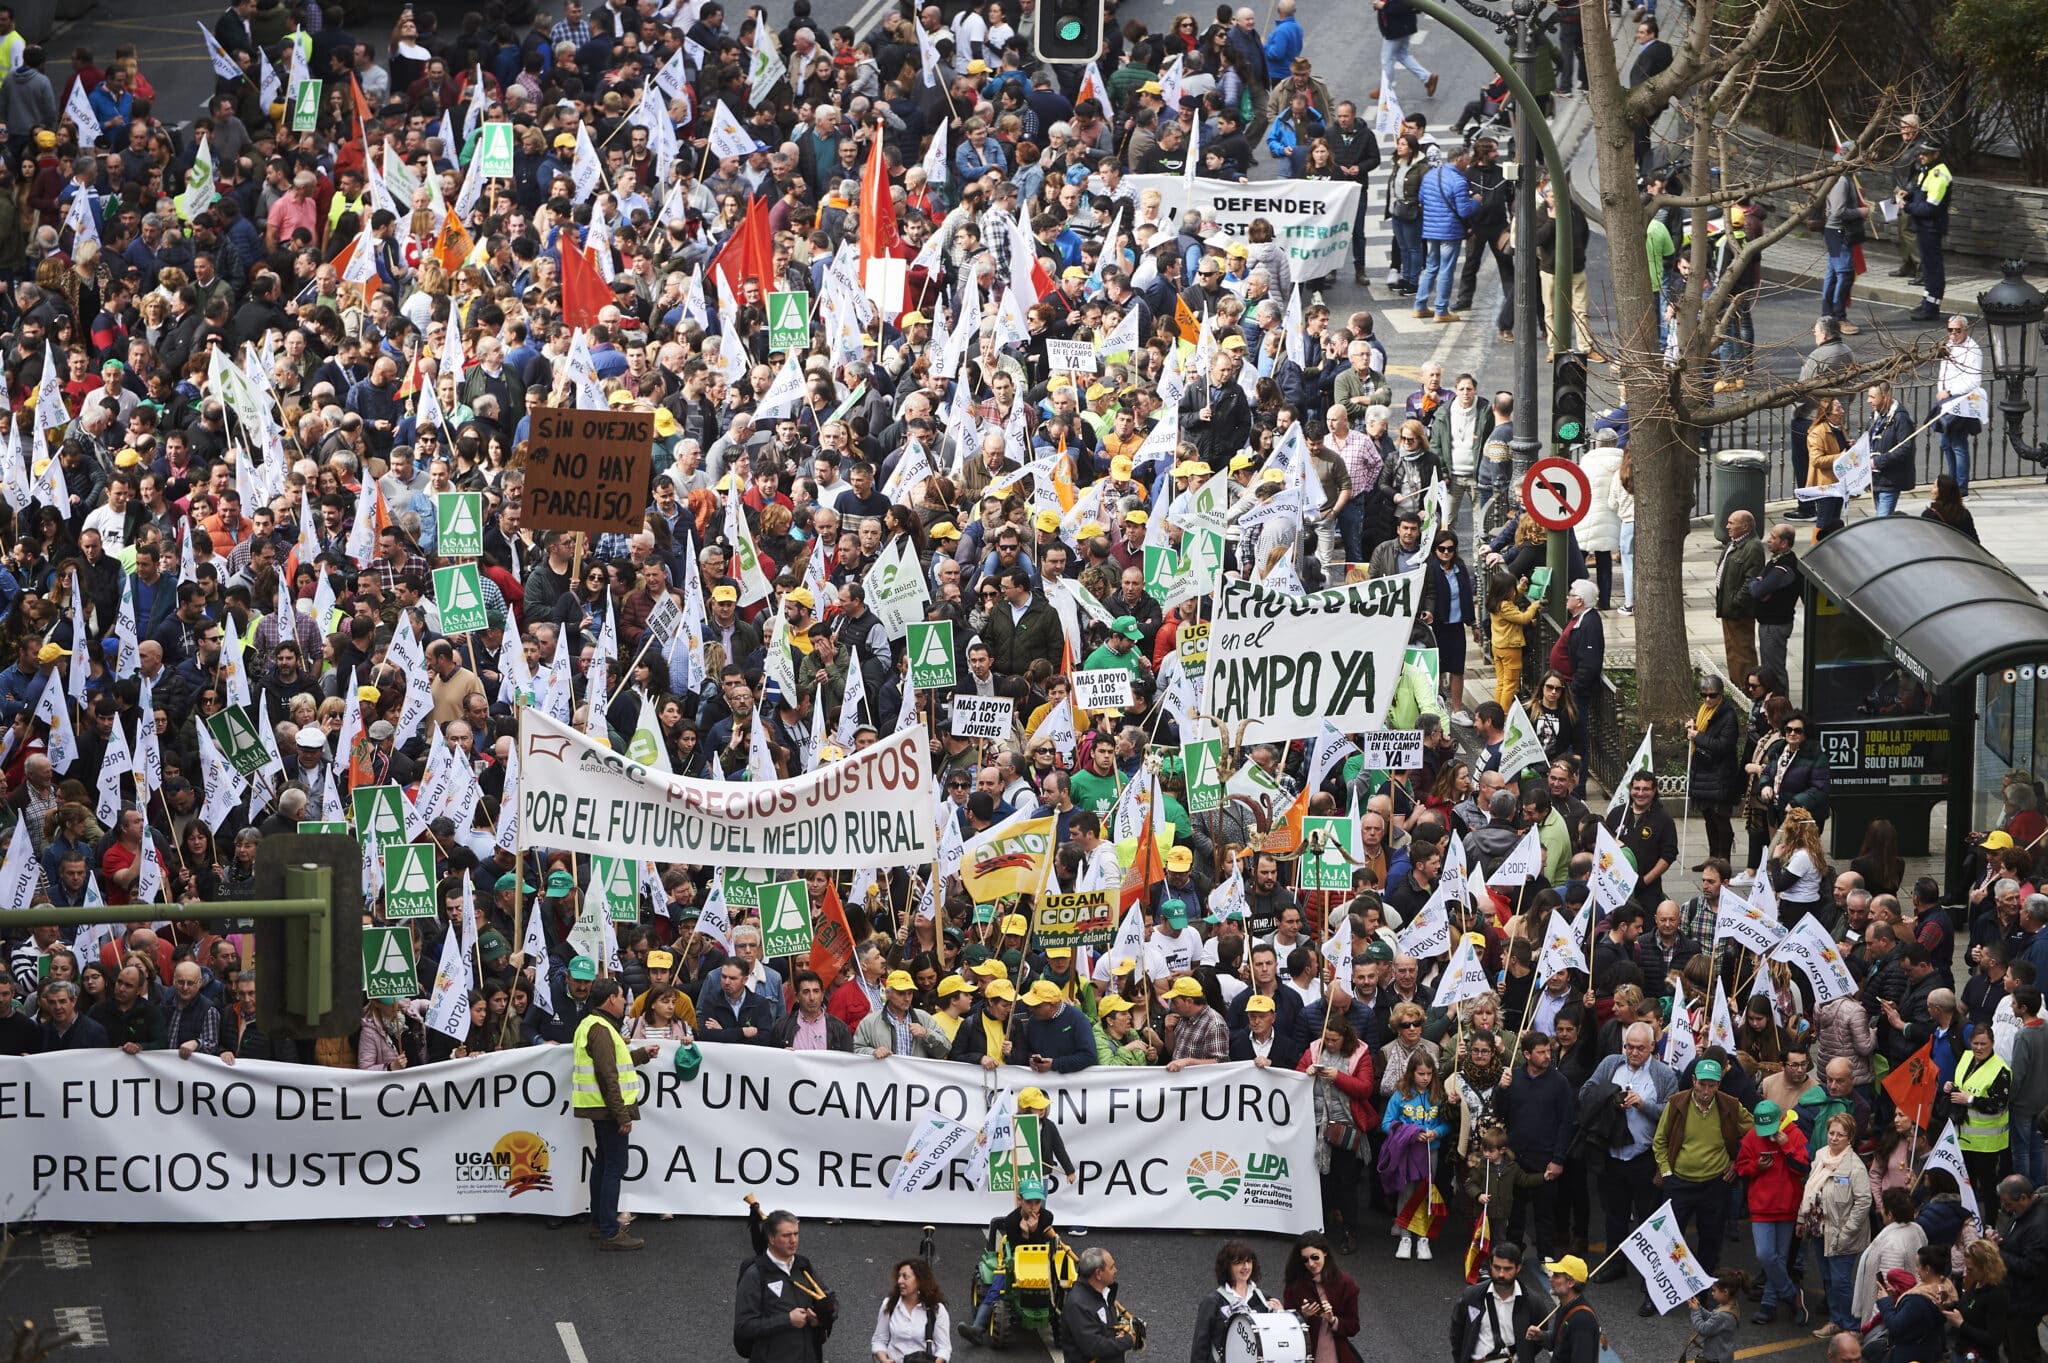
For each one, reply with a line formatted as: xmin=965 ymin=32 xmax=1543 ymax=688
xmin=1018 ymin=980 xmax=1097 ymax=1071
xmin=1417 ymin=147 xmax=1481 ymax=322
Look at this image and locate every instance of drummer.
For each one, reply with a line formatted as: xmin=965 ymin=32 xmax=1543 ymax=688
xmin=1190 ymin=1239 xmax=1279 ymax=1363
xmin=959 ymin=1177 xmax=1056 ymax=1347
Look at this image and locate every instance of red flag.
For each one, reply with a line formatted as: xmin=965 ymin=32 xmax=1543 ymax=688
xmin=807 ymin=881 xmax=854 ymax=982
xmin=712 ymin=197 xmax=774 ymax=300
xmin=559 ymin=239 xmax=608 ymax=328
xmin=857 ymin=119 xmax=897 ymax=263
xmin=1118 ymin=800 xmax=1163 ymax=915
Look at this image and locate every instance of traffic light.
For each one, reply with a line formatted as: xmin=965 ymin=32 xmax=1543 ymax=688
xmin=1035 ymin=0 xmax=1104 ymax=63
xmin=251 ymin=832 xmax=364 ymax=1038
xmin=1552 ymin=351 xmax=1588 ymax=453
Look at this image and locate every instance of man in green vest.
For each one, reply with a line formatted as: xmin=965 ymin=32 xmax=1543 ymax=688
xmin=573 ymin=977 xmax=657 ymax=1250
xmin=1949 ymin=1024 xmax=2010 ymax=1206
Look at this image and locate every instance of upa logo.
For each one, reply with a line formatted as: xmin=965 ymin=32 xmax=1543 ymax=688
xmin=456 ymin=1131 xmax=555 ymax=1197
xmin=1185 ymin=1150 xmax=1242 ymax=1201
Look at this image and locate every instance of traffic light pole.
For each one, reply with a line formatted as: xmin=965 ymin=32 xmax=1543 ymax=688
xmin=0 ymin=863 xmax=341 ymax=1027
xmin=1403 ymin=0 xmax=1579 ymax=618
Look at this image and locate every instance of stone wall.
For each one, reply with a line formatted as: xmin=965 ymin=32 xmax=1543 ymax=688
xmin=1717 ymin=122 xmax=2048 ymax=263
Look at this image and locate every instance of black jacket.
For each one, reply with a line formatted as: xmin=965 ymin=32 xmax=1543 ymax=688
xmin=1747 ymin=550 xmax=1800 ymax=626
xmin=1570 ymin=1079 xmax=1625 ymax=1160
xmin=1063 ymin=1280 xmax=1131 ymax=1362
xmin=1686 ymin=699 xmax=1743 ymax=806
xmin=1449 ymin=1279 xmax=1543 ymax=1363
xmin=733 ymin=1250 xmax=835 ymax=1362
xmin=1179 ymin=379 xmax=1253 ymax=464
xmin=1868 ymin=400 xmax=1917 ymax=494
xmin=1229 ymin=1024 xmax=1304 ymax=1071
xmin=1493 ymin=1062 xmax=1577 ymax=1171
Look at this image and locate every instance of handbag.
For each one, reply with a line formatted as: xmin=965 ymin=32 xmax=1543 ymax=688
xmin=1843 ymin=208 xmax=1867 ymax=246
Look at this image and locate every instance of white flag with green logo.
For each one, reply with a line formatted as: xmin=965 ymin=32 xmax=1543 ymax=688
xmin=1500 ymin=698 xmax=1549 ymax=778
xmin=627 ymin=693 xmax=670 ymax=771
xmin=1609 ymin=727 xmax=1654 ymax=813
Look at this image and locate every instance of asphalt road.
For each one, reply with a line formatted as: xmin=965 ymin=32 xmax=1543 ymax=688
xmin=6 ymin=1198 xmax=1830 ymax=1362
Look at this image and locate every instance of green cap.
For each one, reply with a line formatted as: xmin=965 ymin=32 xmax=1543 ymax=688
xmin=963 ymin=944 xmax=992 ymax=966
xmin=1019 ymin=1176 xmax=1046 ymax=1201
xmin=546 ymin=869 xmax=576 ymax=897
xmin=1111 ymin=614 xmax=1143 ymax=641
xmin=1752 ymin=1099 xmax=1783 ymax=1132
xmin=1694 ymin=1058 xmax=1724 ymax=1082
xmin=1163 ymin=903 xmax=1188 ymax=930
xmin=495 ymin=871 xmax=535 ymax=893
xmin=1363 ymin=939 xmax=1394 ymax=963
xmin=478 ymin=929 xmax=510 ymax=959
xmin=567 ymin=956 xmax=598 ymax=982
xmin=673 ymin=1041 xmax=703 ymax=1081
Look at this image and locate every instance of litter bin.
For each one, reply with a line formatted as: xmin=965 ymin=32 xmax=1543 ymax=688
xmin=1711 ymin=449 xmax=1767 ymax=544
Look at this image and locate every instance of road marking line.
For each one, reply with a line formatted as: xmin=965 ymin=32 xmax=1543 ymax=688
xmin=39 ymin=1232 xmax=91 ymax=1269
xmin=844 ymin=0 xmax=897 ymax=45
xmin=556 ymin=1322 xmax=590 ymax=1363
xmin=1735 ymin=1338 xmax=1816 ymax=1358
xmin=51 ymin=1306 xmax=109 ymax=1348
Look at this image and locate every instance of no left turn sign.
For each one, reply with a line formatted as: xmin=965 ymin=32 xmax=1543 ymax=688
xmin=1522 ymin=457 xmax=1592 ymax=531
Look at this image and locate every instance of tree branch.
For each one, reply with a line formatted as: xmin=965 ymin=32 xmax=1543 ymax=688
xmin=1671 ymin=339 xmax=1945 ymax=426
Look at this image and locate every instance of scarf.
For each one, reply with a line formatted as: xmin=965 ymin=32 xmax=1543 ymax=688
xmin=1800 ymin=1141 xmax=1852 ymax=1214
xmin=1694 ymin=695 xmax=1720 ymax=739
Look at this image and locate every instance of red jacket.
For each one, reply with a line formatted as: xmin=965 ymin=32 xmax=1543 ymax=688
xmin=1734 ymin=1124 xmax=1810 ymax=1221
xmin=827 ymin=977 xmax=872 ymax=1032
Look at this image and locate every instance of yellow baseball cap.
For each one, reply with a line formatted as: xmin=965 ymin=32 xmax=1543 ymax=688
xmin=1112 ymin=956 xmax=1138 ymax=976
xmin=1165 ymin=977 xmax=1206 ymax=999
xmin=1244 ymin=994 xmax=1276 ymax=1013
xmin=1000 ymin=912 xmax=1030 ymax=935
xmin=786 ymin=586 xmax=815 ymax=610
xmin=902 ymin=311 xmax=930 ymax=326
xmin=1078 ymin=521 xmax=1106 ymax=539
xmin=985 ymin=979 xmax=1017 ymax=1001
xmin=37 ymin=643 xmax=68 ymax=665
xmin=937 ymin=976 xmax=977 ymax=997
xmin=1230 ymin=453 xmax=1256 ymax=471
xmin=1110 ymin=455 xmax=1134 ymax=478
xmin=1062 ymin=265 xmax=1088 ymax=280
xmin=1022 ymin=980 xmax=1065 ymax=1006
xmin=1545 ymin=1255 xmax=1591 ymax=1284
xmin=1099 ymin=994 xmax=1136 ymax=1014
xmin=553 ymin=133 xmax=576 ymax=149
xmin=711 ymin=585 xmax=739 ymax=603
xmin=1226 ymin=242 xmax=1250 ymax=257
xmin=929 ymin=522 xmax=961 ymax=541
xmin=1165 ymin=846 xmax=1194 ymax=872
xmin=1044 ymin=946 xmax=1073 ymax=959
xmin=884 ymin=970 xmax=916 ymax=991
xmin=1016 ymin=1086 xmax=1051 ymax=1110
xmin=1034 ymin=510 xmax=1062 ymax=532
xmin=1220 ymin=334 xmax=1247 ymax=351
xmin=1124 ymin=508 xmax=1149 ymax=525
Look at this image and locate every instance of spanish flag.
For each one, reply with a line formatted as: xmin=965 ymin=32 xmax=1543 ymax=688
xmin=1398 ymin=1179 xmax=1446 ymax=1242
xmin=1463 ymin=1209 xmax=1492 ymax=1284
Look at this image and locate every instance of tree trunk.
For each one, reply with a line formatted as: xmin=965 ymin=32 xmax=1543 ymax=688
xmin=1579 ymin=1 xmax=1702 ymax=729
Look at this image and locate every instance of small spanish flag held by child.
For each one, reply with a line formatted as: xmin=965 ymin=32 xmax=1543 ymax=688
xmin=1463 ymin=1209 xmax=1492 ymax=1285
xmin=1398 ymin=1179 xmax=1445 ymax=1242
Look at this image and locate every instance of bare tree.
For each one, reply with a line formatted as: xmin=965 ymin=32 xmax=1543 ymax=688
xmin=1577 ymin=0 xmax=1945 ymax=732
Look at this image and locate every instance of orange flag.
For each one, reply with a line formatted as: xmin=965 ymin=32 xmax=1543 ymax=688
xmin=807 ymin=880 xmax=855 ymax=982
xmin=1119 ymin=802 xmax=1164 ymax=914
xmin=434 ymin=214 xmax=475 ymax=274
xmin=1882 ymin=1041 xmax=1941 ymax=1125
xmin=349 ymin=73 xmax=373 ymax=134
xmin=1175 ymin=294 xmax=1201 ymax=343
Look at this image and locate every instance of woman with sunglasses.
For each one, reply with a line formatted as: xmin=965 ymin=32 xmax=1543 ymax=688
xmin=1423 ymin=532 xmax=1477 ymax=725
xmin=1755 ymin=708 xmax=1829 ymax=836
xmin=1284 ymin=1232 xmax=1363 ymax=1361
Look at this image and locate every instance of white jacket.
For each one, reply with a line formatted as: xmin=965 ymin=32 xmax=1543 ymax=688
xmin=1577 ymin=447 xmax=1624 ymax=552
xmin=1938 ymin=337 xmax=1985 ymax=418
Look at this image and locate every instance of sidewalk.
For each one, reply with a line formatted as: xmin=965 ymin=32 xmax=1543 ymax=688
xmin=1544 ymin=28 xmax=2004 ymax=314
xmin=1460 ymin=476 xmax=2048 ymax=893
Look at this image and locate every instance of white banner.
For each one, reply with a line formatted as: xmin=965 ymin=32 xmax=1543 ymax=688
xmin=1124 ymin=175 xmax=1362 ymax=282
xmin=0 ymin=1049 xmax=1317 ymax=1232
xmin=1769 ymin=914 xmax=1857 ymax=1005
xmin=1204 ymin=573 xmax=1424 ymax=745
xmin=517 ymin=708 xmax=935 ymax=868
xmin=1621 ymin=1201 xmax=1716 ymax=1314
xmin=1712 ymin=889 xmax=1786 ymax=956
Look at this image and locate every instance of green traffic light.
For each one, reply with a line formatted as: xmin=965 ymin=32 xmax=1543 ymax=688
xmin=1058 ymin=17 xmax=1081 ymax=37
xmin=1558 ymin=421 xmax=1582 ymax=440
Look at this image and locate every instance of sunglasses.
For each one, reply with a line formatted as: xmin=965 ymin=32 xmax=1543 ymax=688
xmin=1784 ymin=726 xmax=1806 ymax=735
xmin=1434 ymin=544 xmax=1455 ymax=555
xmin=1398 ymin=1019 xmax=1422 ymax=1029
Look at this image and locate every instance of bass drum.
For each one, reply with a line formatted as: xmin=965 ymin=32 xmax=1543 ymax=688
xmin=1225 ymin=1311 xmax=1308 ymax=1363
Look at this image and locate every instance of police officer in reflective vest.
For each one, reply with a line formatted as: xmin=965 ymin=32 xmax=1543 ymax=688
xmin=574 ymin=977 xmax=657 ymax=1250
xmin=1948 ymin=1024 xmax=2010 ymax=1210
xmin=1900 ymin=141 xmax=1953 ymax=323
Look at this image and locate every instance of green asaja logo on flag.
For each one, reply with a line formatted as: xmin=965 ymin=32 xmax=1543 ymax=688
xmin=907 ymin=620 xmax=955 ymax=690
xmin=383 ymin=841 xmax=437 ymax=919
xmin=436 ymin=492 xmax=484 ymax=557
xmin=758 ymin=880 xmax=813 ymax=956
xmin=1183 ymin=739 xmax=1223 ymax=812
xmin=434 ymin=563 xmax=490 ymax=633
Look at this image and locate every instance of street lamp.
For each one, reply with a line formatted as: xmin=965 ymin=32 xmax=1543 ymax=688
xmin=1977 ymin=259 xmax=2048 ymax=466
